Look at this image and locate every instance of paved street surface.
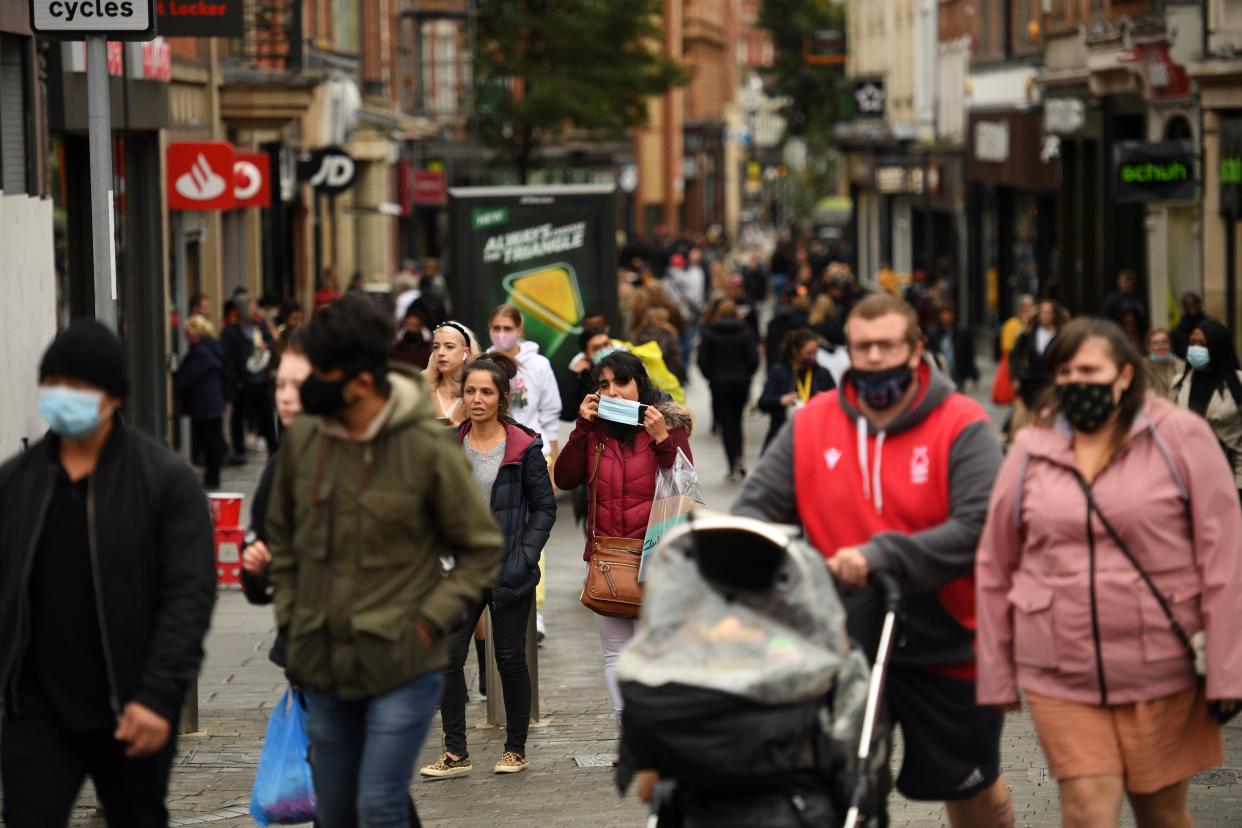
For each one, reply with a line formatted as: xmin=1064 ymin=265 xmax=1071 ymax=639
xmin=50 ymin=362 xmax=1242 ymax=827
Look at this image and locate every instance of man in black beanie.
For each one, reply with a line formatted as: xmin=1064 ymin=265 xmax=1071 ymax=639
xmin=0 ymin=320 xmax=217 ymax=827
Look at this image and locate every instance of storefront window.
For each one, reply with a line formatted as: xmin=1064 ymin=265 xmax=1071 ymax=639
xmin=1013 ymin=194 xmax=1040 ymax=300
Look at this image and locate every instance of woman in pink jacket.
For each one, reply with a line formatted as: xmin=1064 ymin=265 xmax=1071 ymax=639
xmin=977 ymin=318 xmax=1242 ymax=827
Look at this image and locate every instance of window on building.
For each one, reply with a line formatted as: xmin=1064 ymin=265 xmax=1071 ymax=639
xmin=0 ymin=34 xmax=31 ymax=195
xmin=1012 ymin=0 xmax=1041 ymax=57
xmin=334 ymin=0 xmax=359 ymax=55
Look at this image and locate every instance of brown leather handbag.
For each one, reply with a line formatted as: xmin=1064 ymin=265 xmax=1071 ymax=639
xmin=580 ymin=443 xmax=645 ymax=618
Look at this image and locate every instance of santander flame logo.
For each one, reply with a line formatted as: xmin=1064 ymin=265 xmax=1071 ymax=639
xmin=174 ymin=154 xmax=228 ymax=202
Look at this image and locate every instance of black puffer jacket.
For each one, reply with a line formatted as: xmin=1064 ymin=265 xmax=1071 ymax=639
xmin=758 ymin=362 xmax=836 ymax=450
xmin=698 ymin=318 xmax=759 ymax=387
xmin=456 ymin=418 xmax=557 ymax=607
xmin=174 ymin=338 xmax=226 ymax=420
xmin=0 ymin=422 xmax=216 ymax=724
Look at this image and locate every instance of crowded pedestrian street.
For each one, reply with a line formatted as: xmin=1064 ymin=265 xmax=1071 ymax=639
xmin=7 ymin=0 xmax=1242 ymax=826
xmin=19 ymin=365 xmax=1230 ymax=828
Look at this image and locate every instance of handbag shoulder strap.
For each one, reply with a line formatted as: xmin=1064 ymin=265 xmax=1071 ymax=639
xmin=588 ymin=441 xmax=605 ymax=541
xmin=1071 ymin=472 xmax=1196 ymax=663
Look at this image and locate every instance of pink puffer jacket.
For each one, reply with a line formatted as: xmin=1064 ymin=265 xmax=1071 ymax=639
xmin=976 ymin=397 xmax=1242 ymax=707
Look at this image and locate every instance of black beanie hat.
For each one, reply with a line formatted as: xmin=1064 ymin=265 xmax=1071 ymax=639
xmin=39 ymin=320 xmax=130 ymax=399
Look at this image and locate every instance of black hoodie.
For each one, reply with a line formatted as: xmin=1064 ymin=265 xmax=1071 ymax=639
xmin=698 ymin=318 xmax=759 ymax=386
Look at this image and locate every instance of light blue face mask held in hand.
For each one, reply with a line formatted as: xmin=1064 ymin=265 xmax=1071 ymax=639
xmin=597 ymin=395 xmax=646 ymax=426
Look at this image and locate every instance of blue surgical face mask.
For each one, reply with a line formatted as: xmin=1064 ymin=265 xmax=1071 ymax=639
xmin=597 ymin=395 xmax=645 ymax=426
xmin=1187 ymin=345 xmax=1211 ymax=371
xmin=591 ymin=345 xmax=617 ymax=365
xmin=39 ymin=386 xmax=107 ymax=438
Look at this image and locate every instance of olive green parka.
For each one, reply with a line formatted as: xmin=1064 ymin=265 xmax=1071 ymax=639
xmin=267 ymin=369 xmax=502 ymax=699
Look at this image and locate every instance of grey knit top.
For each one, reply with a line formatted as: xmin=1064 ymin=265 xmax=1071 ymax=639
xmin=463 ymin=437 xmax=506 ymax=506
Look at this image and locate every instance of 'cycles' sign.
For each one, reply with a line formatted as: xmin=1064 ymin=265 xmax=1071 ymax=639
xmin=30 ymin=0 xmax=156 ymax=39
xmin=1113 ymin=141 xmax=1196 ymax=203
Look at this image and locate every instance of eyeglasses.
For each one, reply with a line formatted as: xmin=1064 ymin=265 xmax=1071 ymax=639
xmin=846 ymin=338 xmax=911 ymax=358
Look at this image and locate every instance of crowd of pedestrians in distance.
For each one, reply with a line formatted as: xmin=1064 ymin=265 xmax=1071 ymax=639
xmin=1 ymin=233 xmax=1239 ymax=828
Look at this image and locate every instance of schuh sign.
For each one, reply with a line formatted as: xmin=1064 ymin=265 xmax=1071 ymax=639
xmin=30 ymin=0 xmax=157 ymax=40
xmin=1112 ymin=141 xmax=1196 ymax=203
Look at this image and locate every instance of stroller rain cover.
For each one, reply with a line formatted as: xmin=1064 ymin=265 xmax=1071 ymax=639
xmin=617 ymin=513 xmax=869 ymax=796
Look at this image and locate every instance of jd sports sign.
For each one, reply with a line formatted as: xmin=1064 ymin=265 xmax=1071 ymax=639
xmin=30 ymin=0 xmax=157 ymax=38
xmin=1112 ymin=141 xmax=1195 ymax=203
xmin=298 ymin=147 xmax=357 ymax=194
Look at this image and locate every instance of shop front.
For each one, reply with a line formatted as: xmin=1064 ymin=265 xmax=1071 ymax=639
xmin=48 ymin=41 xmax=172 ymax=439
xmin=965 ymin=108 xmax=1058 ymax=326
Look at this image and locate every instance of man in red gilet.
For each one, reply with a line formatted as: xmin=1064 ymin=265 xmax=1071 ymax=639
xmin=734 ymin=293 xmax=1012 ymax=827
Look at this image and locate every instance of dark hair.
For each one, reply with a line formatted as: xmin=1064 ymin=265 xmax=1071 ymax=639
xmin=302 ymin=293 xmax=393 ymax=394
xmin=463 ymin=352 xmax=518 ymax=418
xmin=780 ymin=328 xmax=820 ymax=363
xmin=222 ymin=299 xmax=238 ymax=320
xmin=592 ymin=350 xmax=662 ymax=446
xmin=578 ymin=326 xmax=610 ymax=354
xmin=278 ymin=328 xmax=307 ymax=365
xmin=846 ymin=293 xmax=922 ymax=346
xmin=280 ymin=300 xmax=303 ymax=321
xmin=1194 ymin=318 xmax=1242 ymax=406
xmin=1043 ymin=317 xmax=1147 ymax=436
xmin=189 ymin=292 xmax=208 ymax=312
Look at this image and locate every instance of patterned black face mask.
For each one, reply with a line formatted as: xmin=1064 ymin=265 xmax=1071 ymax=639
xmin=1055 ymin=382 xmax=1116 ymax=433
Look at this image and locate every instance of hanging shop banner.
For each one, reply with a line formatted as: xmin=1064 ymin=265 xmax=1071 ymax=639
xmin=1220 ymin=118 xmax=1242 ymax=219
xmin=852 ymin=79 xmax=885 ymax=119
xmin=233 ymin=152 xmax=271 ymax=208
xmin=449 ymin=186 xmax=618 ymax=371
xmin=1113 ymin=141 xmax=1195 ymax=204
xmin=298 ymin=146 xmax=357 ymax=194
xmin=155 ymin=0 xmax=244 ymax=38
xmin=167 ymin=141 xmax=272 ymax=210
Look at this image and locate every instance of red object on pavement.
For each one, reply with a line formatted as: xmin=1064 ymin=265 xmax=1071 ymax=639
xmin=167 ymin=141 xmax=236 ymax=211
xmin=214 ymin=527 xmax=246 ymax=585
xmin=208 ymin=493 xmax=244 ymax=528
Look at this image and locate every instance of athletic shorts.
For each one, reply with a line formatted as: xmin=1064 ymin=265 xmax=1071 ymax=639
xmin=883 ymin=664 xmax=1004 ymax=802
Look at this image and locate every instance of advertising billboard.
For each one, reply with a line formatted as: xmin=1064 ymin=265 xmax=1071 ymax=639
xmin=448 ymin=186 xmax=618 ymax=370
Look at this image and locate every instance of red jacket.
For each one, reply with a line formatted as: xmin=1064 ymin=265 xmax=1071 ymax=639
xmin=554 ymin=403 xmax=694 ymax=560
xmin=734 ymin=361 xmax=1003 ymax=672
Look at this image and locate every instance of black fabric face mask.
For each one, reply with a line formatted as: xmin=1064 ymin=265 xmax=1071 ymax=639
xmin=851 ymin=364 xmax=914 ymax=410
xmin=300 ymin=373 xmax=352 ymax=417
xmin=1055 ymin=382 xmax=1117 ymax=433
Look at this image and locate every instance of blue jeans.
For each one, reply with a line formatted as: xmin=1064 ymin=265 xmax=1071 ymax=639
xmin=305 ymin=673 xmax=444 ymax=828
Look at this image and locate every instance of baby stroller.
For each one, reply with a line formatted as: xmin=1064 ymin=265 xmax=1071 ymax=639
xmin=615 ymin=512 xmax=900 ymax=827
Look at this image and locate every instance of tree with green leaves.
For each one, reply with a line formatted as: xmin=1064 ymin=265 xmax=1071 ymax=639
xmin=475 ymin=0 xmax=686 ymax=183
xmin=758 ymin=0 xmax=848 ymax=220
xmin=758 ymin=0 xmax=848 ymax=149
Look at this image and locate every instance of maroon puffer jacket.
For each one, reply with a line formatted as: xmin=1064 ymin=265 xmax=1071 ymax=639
xmin=554 ymin=402 xmax=694 ymax=561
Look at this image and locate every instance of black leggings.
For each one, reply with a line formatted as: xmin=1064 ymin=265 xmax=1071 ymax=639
xmin=439 ymin=593 xmax=534 ymax=756
xmin=710 ymin=382 xmax=750 ymax=469
xmin=190 ymin=416 xmax=226 ymax=488
xmin=230 ymin=382 xmax=278 ymax=456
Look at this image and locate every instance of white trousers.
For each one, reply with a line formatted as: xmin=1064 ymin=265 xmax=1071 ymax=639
xmin=594 ymin=613 xmax=637 ymax=714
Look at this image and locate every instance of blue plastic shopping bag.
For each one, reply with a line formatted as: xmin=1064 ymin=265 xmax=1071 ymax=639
xmin=250 ymin=687 xmax=317 ymax=826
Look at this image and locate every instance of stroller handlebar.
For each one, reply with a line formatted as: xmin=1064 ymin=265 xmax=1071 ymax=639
xmin=870 ymin=570 xmax=902 ymax=614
